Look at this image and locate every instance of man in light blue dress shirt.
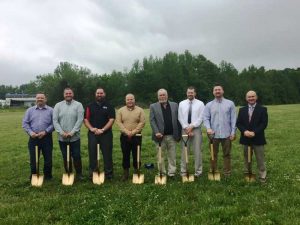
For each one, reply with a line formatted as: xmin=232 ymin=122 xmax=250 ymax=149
xmin=22 ymin=93 xmax=54 ymax=180
xmin=203 ymin=85 xmax=236 ymax=177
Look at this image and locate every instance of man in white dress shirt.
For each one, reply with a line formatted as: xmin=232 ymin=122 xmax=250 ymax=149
xmin=178 ymin=86 xmax=205 ymax=177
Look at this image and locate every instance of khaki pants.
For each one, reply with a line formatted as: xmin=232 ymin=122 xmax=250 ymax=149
xmin=243 ymin=145 xmax=267 ymax=179
xmin=156 ymin=135 xmax=177 ymax=176
xmin=211 ymin=138 xmax=231 ymax=176
xmin=180 ymin=128 xmax=203 ymax=176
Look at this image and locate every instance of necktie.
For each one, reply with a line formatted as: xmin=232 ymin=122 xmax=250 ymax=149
xmin=188 ymin=101 xmax=192 ymax=124
xmin=249 ymin=106 xmax=254 ymax=122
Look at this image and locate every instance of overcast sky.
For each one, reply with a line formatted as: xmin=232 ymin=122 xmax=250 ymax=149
xmin=1 ymin=0 xmax=299 ymax=85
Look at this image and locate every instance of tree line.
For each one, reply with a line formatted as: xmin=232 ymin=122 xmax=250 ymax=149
xmin=1 ymin=50 xmax=300 ymax=107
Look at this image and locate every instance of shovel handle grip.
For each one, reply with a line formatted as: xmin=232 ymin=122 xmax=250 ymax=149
xmin=182 ymin=134 xmax=189 ymax=146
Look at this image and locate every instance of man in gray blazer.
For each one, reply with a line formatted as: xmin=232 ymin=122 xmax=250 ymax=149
xmin=150 ymin=88 xmax=181 ymax=177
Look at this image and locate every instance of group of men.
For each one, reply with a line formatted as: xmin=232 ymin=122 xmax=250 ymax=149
xmin=22 ymin=85 xmax=268 ymax=183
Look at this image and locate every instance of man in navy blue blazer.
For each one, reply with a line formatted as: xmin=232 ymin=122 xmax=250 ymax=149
xmin=236 ymin=90 xmax=268 ymax=183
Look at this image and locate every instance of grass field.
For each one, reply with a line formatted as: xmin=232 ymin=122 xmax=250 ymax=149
xmin=0 ymin=105 xmax=300 ymax=225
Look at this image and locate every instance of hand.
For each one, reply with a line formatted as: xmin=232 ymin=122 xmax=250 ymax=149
xmin=95 ymin=129 xmax=104 ymax=135
xmin=37 ymin=131 xmax=46 ymax=139
xmin=244 ymin=130 xmax=254 ymax=138
xmin=229 ymin=135 xmax=235 ymax=141
xmin=30 ymin=132 xmax=38 ymax=138
xmin=207 ymin=128 xmax=214 ymax=135
xmin=62 ymin=132 xmax=69 ymax=138
xmin=185 ymin=126 xmax=194 ymax=136
xmin=249 ymin=132 xmax=255 ymax=137
xmin=127 ymin=131 xmax=133 ymax=139
xmin=90 ymin=127 xmax=97 ymax=133
xmin=155 ymin=133 xmax=163 ymax=139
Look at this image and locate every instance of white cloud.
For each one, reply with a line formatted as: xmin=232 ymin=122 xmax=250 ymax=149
xmin=0 ymin=0 xmax=299 ymax=85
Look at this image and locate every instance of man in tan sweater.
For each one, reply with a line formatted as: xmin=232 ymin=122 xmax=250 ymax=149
xmin=116 ymin=94 xmax=145 ymax=181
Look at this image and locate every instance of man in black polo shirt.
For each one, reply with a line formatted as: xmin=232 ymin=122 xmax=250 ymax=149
xmin=150 ymin=88 xmax=181 ymax=177
xmin=84 ymin=88 xmax=115 ymax=179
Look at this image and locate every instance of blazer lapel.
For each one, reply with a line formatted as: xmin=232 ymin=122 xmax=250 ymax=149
xmin=156 ymin=103 xmax=164 ymax=123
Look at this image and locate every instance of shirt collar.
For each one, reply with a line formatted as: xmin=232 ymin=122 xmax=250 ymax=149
xmin=248 ymin=103 xmax=256 ymax=108
xmin=188 ymin=98 xmax=195 ymax=104
xmin=160 ymin=101 xmax=169 ymax=106
xmin=214 ymin=97 xmax=224 ymax=103
xmin=35 ymin=105 xmax=47 ymax=110
xmin=126 ymin=106 xmax=135 ymax=111
xmin=64 ymin=100 xmax=74 ymax=105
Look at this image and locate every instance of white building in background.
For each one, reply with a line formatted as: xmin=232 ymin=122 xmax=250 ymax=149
xmin=4 ymin=94 xmax=35 ymax=108
xmin=0 ymin=99 xmax=9 ymax=108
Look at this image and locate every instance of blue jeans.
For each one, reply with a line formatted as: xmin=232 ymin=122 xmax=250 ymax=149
xmin=59 ymin=139 xmax=82 ymax=174
xmin=28 ymin=133 xmax=53 ymax=178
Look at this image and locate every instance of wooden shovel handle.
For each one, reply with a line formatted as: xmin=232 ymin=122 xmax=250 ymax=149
xmin=35 ymin=145 xmax=39 ymax=164
xmin=67 ymin=144 xmax=70 ymax=173
xmin=248 ymin=146 xmax=251 ymax=163
xmin=185 ymin=146 xmax=189 ymax=164
xmin=97 ymin=144 xmax=100 ymax=161
xmin=137 ymin=145 xmax=140 ymax=170
xmin=158 ymin=146 xmax=162 ymax=164
xmin=35 ymin=145 xmax=39 ymax=175
xmin=210 ymin=144 xmax=214 ymax=161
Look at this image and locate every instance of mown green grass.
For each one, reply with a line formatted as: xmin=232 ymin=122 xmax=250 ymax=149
xmin=0 ymin=105 xmax=300 ymax=225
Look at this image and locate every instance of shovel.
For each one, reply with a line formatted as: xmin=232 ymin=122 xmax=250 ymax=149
xmin=208 ymin=135 xmax=221 ymax=181
xmin=182 ymin=134 xmax=194 ymax=183
xmin=155 ymin=138 xmax=167 ymax=185
xmin=245 ymin=145 xmax=256 ymax=182
xmin=62 ymin=143 xmax=74 ymax=185
xmin=31 ymin=145 xmax=44 ymax=187
xmin=93 ymin=143 xmax=105 ymax=185
xmin=132 ymin=134 xmax=144 ymax=184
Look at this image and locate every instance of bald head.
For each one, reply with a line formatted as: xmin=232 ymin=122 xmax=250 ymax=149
xmin=246 ymin=90 xmax=257 ymax=105
xmin=125 ymin=93 xmax=135 ymax=108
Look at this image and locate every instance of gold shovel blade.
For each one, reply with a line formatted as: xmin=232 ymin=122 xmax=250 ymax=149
xmin=31 ymin=174 xmax=44 ymax=187
xmin=182 ymin=175 xmax=194 ymax=183
xmin=93 ymin=172 xmax=105 ymax=185
xmin=62 ymin=173 xmax=75 ymax=186
xmin=208 ymin=170 xmax=221 ymax=181
xmin=208 ymin=172 xmax=215 ymax=181
xmin=132 ymin=174 xmax=144 ymax=184
xmin=245 ymin=173 xmax=256 ymax=182
xmin=155 ymin=175 xmax=167 ymax=185
xmin=214 ymin=172 xmax=221 ymax=181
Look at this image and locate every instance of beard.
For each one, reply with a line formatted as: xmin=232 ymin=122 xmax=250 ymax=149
xmin=96 ymin=96 xmax=105 ymax=102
